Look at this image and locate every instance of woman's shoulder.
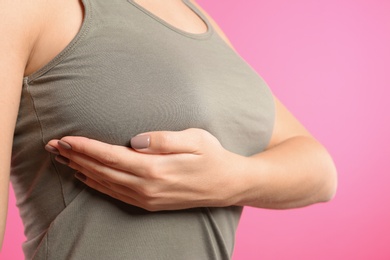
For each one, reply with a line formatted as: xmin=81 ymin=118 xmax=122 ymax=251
xmin=22 ymin=0 xmax=85 ymax=77
xmin=1 ymin=0 xmax=84 ymax=77
xmin=0 ymin=0 xmax=44 ymax=56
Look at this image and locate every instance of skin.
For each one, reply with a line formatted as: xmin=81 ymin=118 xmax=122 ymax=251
xmin=0 ymin=0 xmax=40 ymax=248
xmin=0 ymin=0 xmax=337 ymax=249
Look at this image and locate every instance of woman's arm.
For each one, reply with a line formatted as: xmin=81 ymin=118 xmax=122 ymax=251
xmin=0 ymin=0 xmax=40 ymax=249
xmin=233 ymin=97 xmax=337 ymax=209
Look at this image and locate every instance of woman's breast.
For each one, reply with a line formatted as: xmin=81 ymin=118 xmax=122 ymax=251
xmin=22 ymin=20 xmax=274 ymax=157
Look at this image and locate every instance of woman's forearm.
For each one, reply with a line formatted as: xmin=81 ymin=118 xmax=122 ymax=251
xmin=231 ymin=136 xmax=337 ymax=209
xmin=0 ymin=174 xmax=9 ymax=249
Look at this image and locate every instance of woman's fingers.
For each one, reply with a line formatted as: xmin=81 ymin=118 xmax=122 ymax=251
xmin=77 ymin=175 xmax=149 ymax=209
xmin=52 ymin=147 xmax=142 ymax=187
xmin=55 ymin=156 xmax=154 ymax=209
xmin=47 ymin=137 xmax=146 ymax=173
xmin=74 ymin=169 xmax=171 ymax=211
xmin=46 ymin=128 xmax=221 ymax=173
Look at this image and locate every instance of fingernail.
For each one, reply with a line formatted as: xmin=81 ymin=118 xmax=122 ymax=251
xmin=75 ymin=172 xmax=87 ymax=182
xmin=58 ymin=140 xmax=72 ymax=150
xmin=45 ymin=144 xmax=60 ymax=155
xmin=55 ymin=155 xmax=70 ymax=165
xmin=131 ymin=135 xmax=150 ymax=149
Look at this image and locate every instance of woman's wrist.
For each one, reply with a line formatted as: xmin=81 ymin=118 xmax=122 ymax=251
xmin=220 ymin=151 xmax=263 ymax=207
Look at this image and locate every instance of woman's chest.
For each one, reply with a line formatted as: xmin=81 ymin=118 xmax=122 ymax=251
xmin=21 ymin=5 xmax=274 ymax=156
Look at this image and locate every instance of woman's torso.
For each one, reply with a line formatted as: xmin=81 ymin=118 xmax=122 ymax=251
xmin=13 ymin=0 xmax=274 ymax=259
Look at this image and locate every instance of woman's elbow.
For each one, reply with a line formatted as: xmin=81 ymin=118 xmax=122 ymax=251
xmin=317 ymin=153 xmax=338 ymax=203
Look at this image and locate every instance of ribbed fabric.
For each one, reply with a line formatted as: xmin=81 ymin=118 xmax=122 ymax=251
xmin=11 ymin=0 xmax=275 ymax=259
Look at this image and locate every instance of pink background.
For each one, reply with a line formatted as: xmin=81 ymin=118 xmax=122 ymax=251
xmin=2 ymin=0 xmax=390 ymax=259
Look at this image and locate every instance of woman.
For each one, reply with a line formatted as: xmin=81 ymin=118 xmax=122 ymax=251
xmin=1 ymin=0 xmax=337 ymax=259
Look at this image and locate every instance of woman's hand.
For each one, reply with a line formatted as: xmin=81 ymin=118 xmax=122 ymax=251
xmin=46 ymin=128 xmax=247 ymax=211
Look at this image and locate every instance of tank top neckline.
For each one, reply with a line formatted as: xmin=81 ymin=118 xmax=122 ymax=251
xmin=127 ymin=0 xmax=213 ymax=39
xmin=24 ymin=0 xmax=214 ymax=83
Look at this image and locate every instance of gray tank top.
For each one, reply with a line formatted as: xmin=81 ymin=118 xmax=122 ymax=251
xmin=11 ymin=0 xmax=274 ymax=259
